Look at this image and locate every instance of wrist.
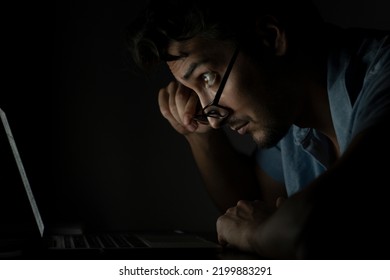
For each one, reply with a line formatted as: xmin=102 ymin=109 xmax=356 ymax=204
xmin=185 ymin=129 xmax=224 ymax=147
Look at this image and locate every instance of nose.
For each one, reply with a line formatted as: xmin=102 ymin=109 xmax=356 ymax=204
xmin=208 ymin=117 xmax=223 ymax=129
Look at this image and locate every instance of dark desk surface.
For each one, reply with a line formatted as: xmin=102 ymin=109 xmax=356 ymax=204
xmin=2 ymin=246 xmax=262 ymax=260
xmin=1 ymin=231 xmax=263 ymax=260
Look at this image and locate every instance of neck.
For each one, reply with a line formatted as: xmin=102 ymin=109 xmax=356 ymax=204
xmin=293 ymin=43 xmax=340 ymax=156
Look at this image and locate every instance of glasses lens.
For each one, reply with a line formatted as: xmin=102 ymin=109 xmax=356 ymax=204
xmin=193 ymin=114 xmax=209 ymax=124
xmin=203 ymin=105 xmax=230 ymax=118
xmin=193 ymin=105 xmax=230 ymax=124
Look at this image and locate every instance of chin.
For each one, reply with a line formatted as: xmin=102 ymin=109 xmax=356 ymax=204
xmin=251 ymin=126 xmax=289 ymax=149
xmin=252 ymin=136 xmax=276 ymax=149
xmin=251 ymin=131 xmax=269 ymax=148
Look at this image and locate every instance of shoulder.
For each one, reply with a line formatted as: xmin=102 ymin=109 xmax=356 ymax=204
xmin=326 ymin=24 xmax=389 ymax=104
xmin=327 ymin=26 xmax=388 ymax=65
xmin=326 ymin=25 xmax=390 ymax=149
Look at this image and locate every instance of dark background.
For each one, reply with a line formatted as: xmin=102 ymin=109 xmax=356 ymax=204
xmin=1 ymin=0 xmax=389 ymax=233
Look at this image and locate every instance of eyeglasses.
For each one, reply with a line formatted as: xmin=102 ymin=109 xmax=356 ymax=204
xmin=193 ymin=48 xmax=239 ymax=125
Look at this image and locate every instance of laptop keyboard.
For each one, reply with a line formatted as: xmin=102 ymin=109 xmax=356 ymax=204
xmin=49 ymin=233 xmax=149 ymax=249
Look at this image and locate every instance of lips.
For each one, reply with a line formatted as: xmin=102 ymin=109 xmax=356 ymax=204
xmin=230 ymin=122 xmax=249 ymax=135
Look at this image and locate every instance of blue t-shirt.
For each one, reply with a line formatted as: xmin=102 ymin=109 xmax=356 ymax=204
xmin=255 ymin=27 xmax=390 ymax=197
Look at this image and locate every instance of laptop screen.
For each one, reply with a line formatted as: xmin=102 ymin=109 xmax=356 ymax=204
xmin=0 ymin=108 xmax=44 ymax=237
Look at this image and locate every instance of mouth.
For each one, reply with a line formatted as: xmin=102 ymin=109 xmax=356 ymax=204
xmin=230 ymin=122 xmax=249 ymax=135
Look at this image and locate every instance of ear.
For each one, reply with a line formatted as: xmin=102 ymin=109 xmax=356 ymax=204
xmin=255 ymin=15 xmax=287 ymax=56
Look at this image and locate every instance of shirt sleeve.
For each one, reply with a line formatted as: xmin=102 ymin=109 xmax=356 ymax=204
xmin=351 ymin=35 xmax=390 ymax=137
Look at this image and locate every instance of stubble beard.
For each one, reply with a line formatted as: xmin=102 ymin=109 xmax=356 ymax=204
xmin=251 ymin=123 xmax=290 ymax=149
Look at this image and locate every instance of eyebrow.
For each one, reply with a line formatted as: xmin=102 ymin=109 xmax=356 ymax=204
xmin=183 ymin=62 xmax=199 ymax=80
xmin=166 ymin=52 xmax=198 ymax=81
xmin=167 ymin=50 xmax=213 ymax=81
xmin=182 ymin=58 xmax=211 ymax=81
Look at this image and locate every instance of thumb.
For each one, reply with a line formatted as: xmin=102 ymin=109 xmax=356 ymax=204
xmin=276 ymin=196 xmax=286 ymax=208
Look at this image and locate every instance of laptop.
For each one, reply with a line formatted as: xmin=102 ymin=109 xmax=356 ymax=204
xmin=0 ymin=107 xmax=222 ymax=260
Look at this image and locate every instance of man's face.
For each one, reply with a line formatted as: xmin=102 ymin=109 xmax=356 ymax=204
xmin=166 ymin=37 xmax=298 ymax=148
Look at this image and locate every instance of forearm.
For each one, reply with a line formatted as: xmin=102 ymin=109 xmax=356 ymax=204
xmin=250 ymin=189 xmax=313 ymax=259
xmin=250 ymin=124 xmax=390 ymax=259
xmin=186 ymin=129 xmax=260 ymax=213
xmin=250 ymin=156 xmax=360 ymax=258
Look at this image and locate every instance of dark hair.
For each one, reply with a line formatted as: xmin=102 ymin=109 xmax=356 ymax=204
xmin=126 ymin=0 xmax=323 ymax=72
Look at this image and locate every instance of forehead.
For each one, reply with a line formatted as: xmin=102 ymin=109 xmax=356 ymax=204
xmin=167 ymin=37 xmax=233 ymax=62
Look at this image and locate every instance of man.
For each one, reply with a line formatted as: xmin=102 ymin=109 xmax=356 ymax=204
xmin=126 ymin=0 xmax=389 ymax=259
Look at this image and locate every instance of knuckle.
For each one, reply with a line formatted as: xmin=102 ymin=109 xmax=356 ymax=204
xmin=236 ymin=200 xmax=248 ymax=207
xmin=226 ymin=206 xmax=235 ymax=214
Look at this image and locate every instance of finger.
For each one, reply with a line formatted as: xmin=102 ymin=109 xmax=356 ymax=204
xmin=182 ymin=91 xmax=200 ymax=130
xmin=158 ymin=83 xmax=179 ymax=122
xmin=175 ymin=84 xmax=199 ymax=131
xmin=217 ymin=234 xmax=228 ymax=247
xmin=158 ymin=86 xmax=172 ymax=120
xmin=226 ymin=201 xmax=255 ymax=219
xmin=236 ymin=200 xmax=251 ymax=208
xmin=167 ymin=81 xmax=181 ymax=122
xmin=216 ymin=216 xmax=229 ymax=246
xmin=236 ymin=200 xmax=255 ymax=215
xmin=158 ymin=84 xmax=187 ymax=134
xmin=276 ymin=196 xmax=286 ymax=208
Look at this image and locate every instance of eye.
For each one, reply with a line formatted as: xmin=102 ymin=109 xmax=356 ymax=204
xmin=205 ymin=109 xmax=221 ymax=116
xmin=202 ymin=72 xmax=217 ymax=88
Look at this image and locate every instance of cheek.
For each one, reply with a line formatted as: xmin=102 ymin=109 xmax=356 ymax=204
xmin=227 ymin=65 xmax=268 ymax=115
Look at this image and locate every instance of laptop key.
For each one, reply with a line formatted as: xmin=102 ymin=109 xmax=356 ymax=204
xmin=98 ymin=234 xmax=116 ymax=248
xmin=64 ymin=235 xmax=73 ymax=248
xmin=111 ymin=234 xmax=132 ymax=248
xmin=122 ymin=234 xmax=149 ymax=248
xmin=85 ymin=235 xmax=102 ymax=248
xmin=47 ymin=237 xmax=57 ymax=248
xmin=72 ymin=235 xmax=88 ymax=248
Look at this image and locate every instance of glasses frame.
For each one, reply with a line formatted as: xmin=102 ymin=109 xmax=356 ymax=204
xmin=193 ymin=47 xmax=239 ymax=124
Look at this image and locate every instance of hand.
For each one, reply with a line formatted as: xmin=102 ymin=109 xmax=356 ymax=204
xmin=276 ymin=196 xmax=286 ymax=208
xmin=216 ymin=200 xmax=272 ymax=253
xmin=158 ymin=81 xmax=211 ymax=135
